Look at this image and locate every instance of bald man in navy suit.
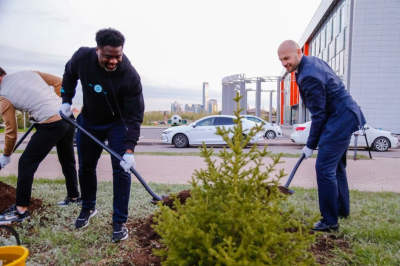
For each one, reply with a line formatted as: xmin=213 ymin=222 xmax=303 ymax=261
xmin=278 ymin=40 xmax=366 ymax=232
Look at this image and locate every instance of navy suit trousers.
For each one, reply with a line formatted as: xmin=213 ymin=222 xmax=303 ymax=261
xmin=315 ymin=138 xmax=351 ymax=225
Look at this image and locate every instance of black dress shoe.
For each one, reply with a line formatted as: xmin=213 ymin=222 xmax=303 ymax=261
xmin=312 ymin=221 xmax=339 ymax=232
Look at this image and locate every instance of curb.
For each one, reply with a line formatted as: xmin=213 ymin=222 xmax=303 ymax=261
xmin=136 ymin=141 xmax=303 ymax=147
xmin=0 ymin=140 xmax=303 ymax=147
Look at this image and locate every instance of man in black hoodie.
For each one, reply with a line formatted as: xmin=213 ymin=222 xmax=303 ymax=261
xmin=59 ymin=28 xmax=144 ymax=242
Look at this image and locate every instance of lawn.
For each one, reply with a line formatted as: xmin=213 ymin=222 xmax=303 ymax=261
xmin=0 ymin=175 xmax=399 ymax=265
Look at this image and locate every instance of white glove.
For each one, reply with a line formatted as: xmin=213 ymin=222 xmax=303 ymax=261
xmin=59 ymin=103 xmax=72 ymax=117
xmin=0 ymin=155 xmax=11 ymax=168
xmin=301 ymin=146 xmax=313 ymax=159
xmin=120 ymin=154 xmax=136 ymax=172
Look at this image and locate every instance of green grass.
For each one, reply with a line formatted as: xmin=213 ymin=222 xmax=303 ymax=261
xmin=0 ymin=128 xmax=36 ymax=133
xmin=0 ymin=175 xmax=398 ymax=265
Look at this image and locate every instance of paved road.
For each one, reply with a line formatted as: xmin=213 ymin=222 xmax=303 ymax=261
xmin=2 ymin=128 xmax=400 ymax=158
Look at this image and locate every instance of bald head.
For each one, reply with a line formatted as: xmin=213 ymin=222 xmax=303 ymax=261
xmin=278 ymin=40 xmax=301 ymax=53
xmin=277 ymin=40 xmax=303 ymax=73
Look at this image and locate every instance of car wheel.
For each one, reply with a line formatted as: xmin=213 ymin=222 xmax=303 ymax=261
xmin=373 ymin=137 xmax=390 ymax=152
xmin=173 ymin=133 xmax=189 ymax=148
xmin=232 ymin=134 xmax=246 ymax=146
xmin=265 ymin=130 xmax=276 ymax=139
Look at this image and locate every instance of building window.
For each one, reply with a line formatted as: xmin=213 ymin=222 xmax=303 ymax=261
xmin=336 ymin=53 xmax=340 ymax=73
xmin=329 ymin=41 xmax=335 ymax=60
xmin=326 ymin=21 xmax=331 ymax=44
xmin=313 ymin=41 xmax=316 ymax=56
xmin=338 ymin=30 xmax=344 ymax=52
xmin=341 ymin=3 xmax=347 ymax=31
xmin=319 ymin=34 xmax=322 ymax=54
xmin=339 ymin=51 xmax=345 ymax=76
xmin=331 ymin=57 xmax=336 ymax=71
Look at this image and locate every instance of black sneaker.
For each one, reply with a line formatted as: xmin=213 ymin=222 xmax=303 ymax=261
xmin=57 ymin=197 xmax=82 ymax=207
xmin=312 ymin=221 xmax=339 ymax=232
xmin=112 ymin=222 xmax=128 ymax=243
xmin=75 ymin=208 xmax=97 ymax=229
xmin=0 ymin=209 xmax=30 ymax=224
xmin=2 ymin=204 xmax=17 ymax=215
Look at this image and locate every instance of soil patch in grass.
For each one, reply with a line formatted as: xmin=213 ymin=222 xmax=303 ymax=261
xmin=312 ymin=234 xmax=352 ymax=265
xmin=0 ymin=181 xmax=45 ymax=215
xmin=128 ymin=188 xmax=351 ymax=266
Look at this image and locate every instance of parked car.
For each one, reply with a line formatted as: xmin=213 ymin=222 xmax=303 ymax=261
xmin=290 ymin=121 xmax=399 ymax=152
xmin=161 ymin=115 xmax=264 ymax=148
xmin=73 ymin=129 xmax=108 ymax=147
xmin=241 ymin=115 xmax=283 ymax=139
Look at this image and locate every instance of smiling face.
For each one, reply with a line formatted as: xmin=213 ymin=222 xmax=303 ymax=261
xmin=277 ymin=40 xmax=303 ymax=73
xmin=96 ymin=45 xmax=123 ymax=71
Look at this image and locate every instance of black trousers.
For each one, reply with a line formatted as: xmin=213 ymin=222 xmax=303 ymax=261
xmin=76 ymin=114 xmax=131 ymax=223
xmin=16 ymin=119 xmax=79 ymax=206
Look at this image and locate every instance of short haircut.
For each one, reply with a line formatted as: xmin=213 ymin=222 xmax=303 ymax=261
xmin=95 ymin=28 xmax=125 ymax=48
xmin=0 ymin=66 xmax=6 ymax=76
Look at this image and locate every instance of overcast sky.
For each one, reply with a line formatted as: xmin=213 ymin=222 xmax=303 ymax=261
xmin=0 ymin=0 xmax=322 ymax=111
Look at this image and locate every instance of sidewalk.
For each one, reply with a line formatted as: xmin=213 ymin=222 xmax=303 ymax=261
xmin=1 ymin=153 xmax=399 ymax=193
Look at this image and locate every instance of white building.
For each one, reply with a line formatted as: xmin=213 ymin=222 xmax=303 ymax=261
xmin=202 ymin=82 xmax=209 ymax=113
xmin=207 ymin=99 xmax=218 ymax=114
xmin=279 ymin=0 xmax=400 ymax=133
xmin=171 ymin=101 xmax=182 ymax=113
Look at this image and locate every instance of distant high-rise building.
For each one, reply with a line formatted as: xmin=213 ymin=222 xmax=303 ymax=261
xmin=207 ymin=99 xmax=218 ymax=114
xmin=171 ymin=101 xmax=181 ymax=113
xmin=194 ymin=104 xmax=203 ymax=114
xmin=202 ymin=82 xmax=209 ymax=113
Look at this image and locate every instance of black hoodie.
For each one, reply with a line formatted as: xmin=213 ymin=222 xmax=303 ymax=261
xmin=61 ymin=47 xmax=144 ymax=151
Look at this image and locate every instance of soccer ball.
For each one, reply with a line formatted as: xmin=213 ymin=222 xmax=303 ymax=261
xmin=171 ymin=115 xmax=182 ymax=126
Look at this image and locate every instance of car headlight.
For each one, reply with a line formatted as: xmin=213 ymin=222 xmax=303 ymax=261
xmin=163 ymin=130 xmax=173 ymax=134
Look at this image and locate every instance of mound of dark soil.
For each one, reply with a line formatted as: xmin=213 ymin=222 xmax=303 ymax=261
xmin=0 ymin=181 xmax=45 ymax=215
xmin=159 ymin=190 xmax=191 ymax=208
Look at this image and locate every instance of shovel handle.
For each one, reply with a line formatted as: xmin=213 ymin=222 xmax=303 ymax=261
xmin=60 ymin=112 xmax=162 ymax=201
xmin=284 ymin=153 xmax=305 ymax=189
xmin=0 ymin=123 xmax=36 ymax=171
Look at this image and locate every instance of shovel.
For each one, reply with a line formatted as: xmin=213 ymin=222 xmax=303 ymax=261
xmin=60 ymin=112 xmax=162 ymax=202
xmin=284 ymin=153 xmax=306 ymax=194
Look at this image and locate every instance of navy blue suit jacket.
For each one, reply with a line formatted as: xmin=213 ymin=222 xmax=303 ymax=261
xmin=296 ymin=56 xmax=366 ymax=149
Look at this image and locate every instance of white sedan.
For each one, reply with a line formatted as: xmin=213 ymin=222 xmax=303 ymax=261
xmin=161 ymin=115 xmax=265 ymax=148
xmin=290 ymin=121 xmax=399 ymax=152
xmin=241 ymin=115 xmax=283 ymax=139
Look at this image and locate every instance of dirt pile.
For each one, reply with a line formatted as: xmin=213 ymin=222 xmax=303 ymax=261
xmin=0 ymin=181 xmax=45 ymax=215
